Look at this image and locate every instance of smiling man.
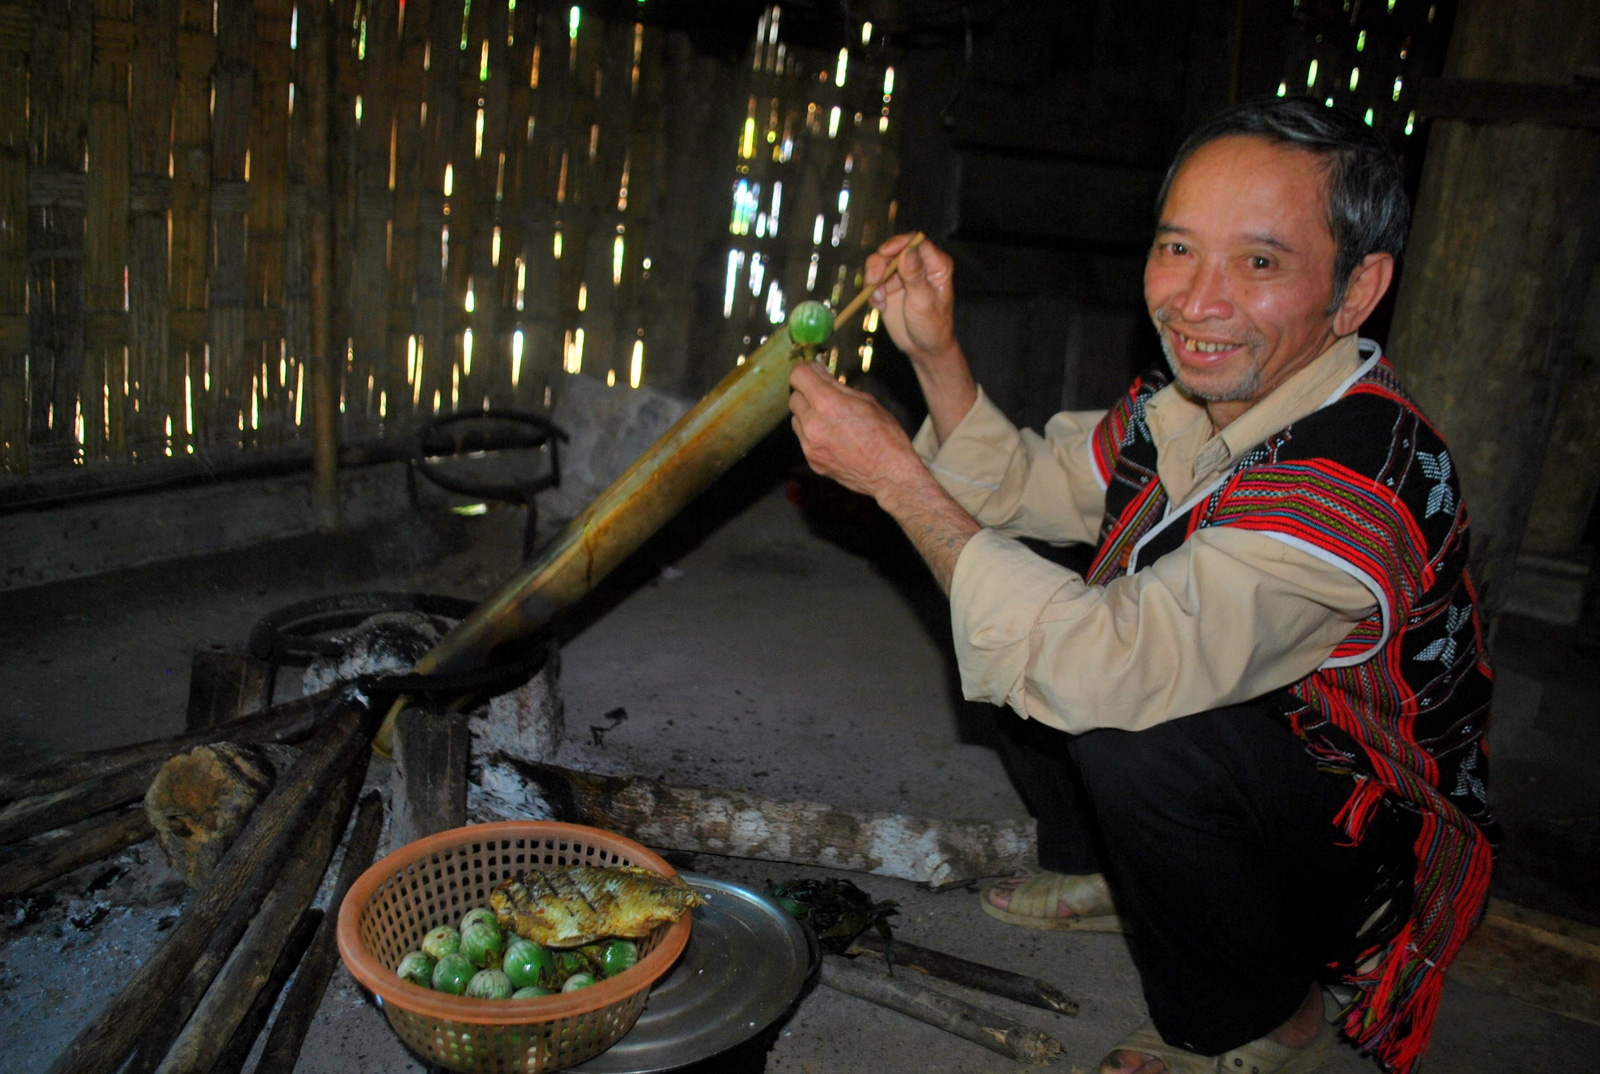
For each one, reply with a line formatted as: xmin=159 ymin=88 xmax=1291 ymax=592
xmin=788 ymin=99 xmax=1497 ymax=1074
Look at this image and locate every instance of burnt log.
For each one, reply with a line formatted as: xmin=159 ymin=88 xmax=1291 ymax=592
xmin=0 ymin=759 xmax=167 ymax=847
xmin=44 ymin=693 xmax=380 ymax=1074
xmin=820 ymin=953 xmax=1062 ymax=1064
xmin=253 ymin=791 xmax=386 ymax=1074
xmin=0 ymin=685 xmax=338 ymax=804
xmin=142 ymin=758 xmax=367 ymax=1074
xmin=0 ymin=805 xmax=154 ymax=898
xmin=144 ymin=742 xmax=277 ymax=888
xmin=207 ymin=908 xmax=323 ymax=1074
xmin=847 ymin=933 xmax=1078 ymax=1016
xmin=485 ymin=756 xmax=1035 ymax=887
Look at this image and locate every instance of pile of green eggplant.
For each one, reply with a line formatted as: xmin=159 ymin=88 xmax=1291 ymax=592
xmin=393 ymin=906 xmax=639 ymax=1000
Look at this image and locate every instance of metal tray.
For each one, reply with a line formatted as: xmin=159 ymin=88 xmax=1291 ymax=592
xmin=571 ymin=873 xmax=816 ymax=1073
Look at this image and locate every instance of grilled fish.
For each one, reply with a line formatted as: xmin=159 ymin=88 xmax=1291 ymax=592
xmin=490 ymin=864 xmax=703 ymax=948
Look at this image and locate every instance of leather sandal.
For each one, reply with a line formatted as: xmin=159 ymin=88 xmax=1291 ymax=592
xmin=979 ymin=870 xmax=1122 ymax=932
xmin=1098 ymin=1018 xmax=1332 ymax=1074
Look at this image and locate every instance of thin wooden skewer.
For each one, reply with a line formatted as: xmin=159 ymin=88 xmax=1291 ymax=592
xmin=832 ymin=231 xmax=926 ymax=329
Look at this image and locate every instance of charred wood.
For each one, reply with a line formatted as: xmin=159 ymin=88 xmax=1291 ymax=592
xmin=206 ymin=908 xmax=323 ymax=1074
xmin=253 ymin=791 xmax=386 ymax=1074
xmin=0 ymin=805 xmax=154 ymax=898
xmin=141 ymin=756 xmax=367 ymax=1074
xmin=820 ymin=953 xmax=1062 ymax=1064
xmin=0 ymin=758 xmax=167 ymax=847
xmin=846 ymin=933 xmax=1078 ymax=1016
xmin=43 ymin=693 xmax=379 ymax=1074
xmin=0 ymin=685 xmax=338 ymax=804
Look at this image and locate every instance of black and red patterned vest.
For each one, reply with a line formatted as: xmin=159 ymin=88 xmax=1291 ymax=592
xmin=1084 ymin=342 xmax=1497 ymax=1074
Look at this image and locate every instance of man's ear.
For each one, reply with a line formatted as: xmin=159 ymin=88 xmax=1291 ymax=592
xmin=1332 ymin=252 xmax=1395 ymax=336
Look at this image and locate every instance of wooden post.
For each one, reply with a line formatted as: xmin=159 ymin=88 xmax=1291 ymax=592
xmin=296 ymin=0 xmax=338 ymax=529
xmin=390 ymin=706 xmax=470 ymax=848
xmin=184 ymin=643 xmax=271 ymax=731
xmin=1386 ymin=0 xmax=1600 ymax=619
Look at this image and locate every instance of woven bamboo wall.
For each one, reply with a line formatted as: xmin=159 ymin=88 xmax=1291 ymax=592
xmin=0 ymin=0 xmax=900 ymax=485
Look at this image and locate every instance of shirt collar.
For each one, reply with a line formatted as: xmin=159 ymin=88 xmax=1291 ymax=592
xmin=1145 ymin=334 xmax=1368 ymax=495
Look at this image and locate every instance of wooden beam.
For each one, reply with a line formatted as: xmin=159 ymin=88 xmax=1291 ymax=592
xmin=1453 ymin=899 xmax=1600 ymax=1028
xmin=1416 ymin=79 xmax=1600 ymax=130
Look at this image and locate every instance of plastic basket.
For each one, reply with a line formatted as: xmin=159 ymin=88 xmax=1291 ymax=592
xmin=337 ymin=821 xmax=693 ymax=1073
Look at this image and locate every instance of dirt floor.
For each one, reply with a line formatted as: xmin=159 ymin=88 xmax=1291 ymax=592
xmin=2 ymin=440 xmax=1598 ymax=1074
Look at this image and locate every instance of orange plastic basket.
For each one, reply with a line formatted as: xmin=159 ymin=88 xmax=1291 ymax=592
xmin=337 ymin=821 xmax=692 ymax=1073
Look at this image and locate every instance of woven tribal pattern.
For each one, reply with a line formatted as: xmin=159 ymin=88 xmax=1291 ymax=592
xmin=1088 ymin=354 xmax=1496 ymax=1074
xmin=1087 ymin=372 xmax=1169 ymax=585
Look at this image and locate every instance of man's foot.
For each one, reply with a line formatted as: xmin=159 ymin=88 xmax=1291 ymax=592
xmin=1099 ymin=983 xmax=1327 ymax=1074
xmin=978 ymin=871 xmax=1121 ymax=932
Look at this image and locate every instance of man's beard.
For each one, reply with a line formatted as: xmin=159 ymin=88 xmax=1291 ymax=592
xmin=1151 ymin=311 xmax=1264 ymax=403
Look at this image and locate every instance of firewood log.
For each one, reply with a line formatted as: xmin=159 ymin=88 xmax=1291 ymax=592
xmin=43 ymin=694 xmax=379 ymax=1074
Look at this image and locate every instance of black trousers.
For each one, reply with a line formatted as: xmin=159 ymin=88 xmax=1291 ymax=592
xmin=996 ymin=696 xmax=1417 ymax=1055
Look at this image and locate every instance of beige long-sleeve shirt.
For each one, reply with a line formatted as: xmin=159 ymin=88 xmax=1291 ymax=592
xmin=911 ymin=335 xmax=1382 ymax=734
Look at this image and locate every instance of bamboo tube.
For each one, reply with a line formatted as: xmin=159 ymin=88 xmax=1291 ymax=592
xmin=43 ymin=695 xmax=379 ymax=1074
xmin=374 ymin=235 xmax=926 ymax=754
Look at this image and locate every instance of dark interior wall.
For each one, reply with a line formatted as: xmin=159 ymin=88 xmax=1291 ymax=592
xmin=874 ymin=0 xmax=1458 ymax=433
xmin=878 ymin=0 xmax=1237 ymax=432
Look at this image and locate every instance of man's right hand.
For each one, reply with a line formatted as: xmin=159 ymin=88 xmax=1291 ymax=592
xmin=866 ymin=234 xmax=977 ymax=443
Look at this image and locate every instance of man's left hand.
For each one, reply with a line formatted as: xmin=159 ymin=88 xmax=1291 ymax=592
xmin=788 ymin=360 xmax=922 ymax=501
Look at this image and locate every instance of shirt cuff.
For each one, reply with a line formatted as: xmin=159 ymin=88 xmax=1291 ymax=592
xmin=949 ymin=528 xmax=1084 ymax=720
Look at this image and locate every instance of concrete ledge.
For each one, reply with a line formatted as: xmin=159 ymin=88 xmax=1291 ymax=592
xmin=0 ymin=462 xmax=415 ymax=592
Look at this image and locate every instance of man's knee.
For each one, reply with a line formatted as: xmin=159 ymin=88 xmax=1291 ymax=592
xmin=1069 ymin=717 xmax=1220 ymax=818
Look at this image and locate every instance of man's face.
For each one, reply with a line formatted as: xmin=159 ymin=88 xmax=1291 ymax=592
xmin=1144 ymin=135 xmax=1342 ymax=425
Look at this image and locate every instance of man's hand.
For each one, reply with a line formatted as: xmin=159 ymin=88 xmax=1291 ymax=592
xmin=865 ymin=234 xmax=977 ymax=443
xmin=789 ymin=360 xmax=980 ymax=594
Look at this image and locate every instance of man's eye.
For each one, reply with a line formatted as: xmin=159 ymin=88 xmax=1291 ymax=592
xmin=1166 ymin=243 xmax=1188 ymax=256
xmin=1250 ymin=256 xmax=1272 ymax=269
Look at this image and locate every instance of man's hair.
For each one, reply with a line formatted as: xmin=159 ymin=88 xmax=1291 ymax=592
xmin=1155 ymin=97 xmax=1410 ymax=311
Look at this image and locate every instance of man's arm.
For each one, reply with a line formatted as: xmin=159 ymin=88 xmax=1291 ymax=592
xmin=788 ymin=360 xmax=978 ymax=595
xmin=864 ymin=234 xmax=976 ymax=445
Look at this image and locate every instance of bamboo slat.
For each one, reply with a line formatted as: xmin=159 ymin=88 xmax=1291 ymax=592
xmin=0 ymin=2 xmax=29 ymax=475
xmin=0 ymin=1 xmax=901 ymax=492
xmin=27 ymin=0 xmax=91 ymax=470
xmin=349 ymin=0 xmax=396 ymax=429
xmin=128 ymin=0 xmax=175 ymax=458
xmin=85 ymin=1 xmax=131 ymax=460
